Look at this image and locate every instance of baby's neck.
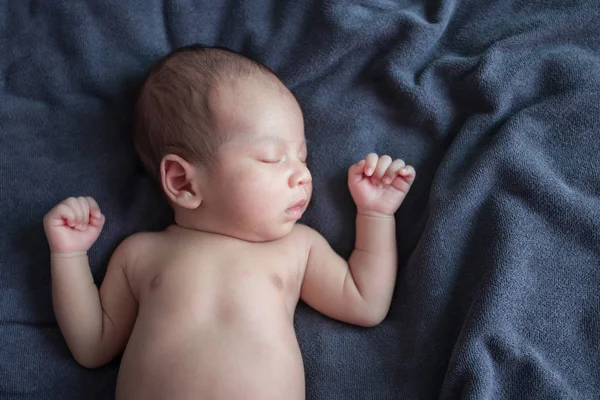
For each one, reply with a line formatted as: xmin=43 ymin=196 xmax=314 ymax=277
xmin=172 ymin=209 xmax=291 ymax=243
xmin=167 ymin=223 xmax=245 ymax=242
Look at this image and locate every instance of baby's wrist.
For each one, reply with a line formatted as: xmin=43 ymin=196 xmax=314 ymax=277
xmin=50 ymin=251 xmax=88 ymax=259
xmin=356 ymin=208 xmax=395 ymax=219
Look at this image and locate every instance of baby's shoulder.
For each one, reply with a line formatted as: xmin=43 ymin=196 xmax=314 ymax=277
xmin=112 ymin=230 xmax=169 ymax=265
xmin=288 ymin=223 xmax=323 ymax=245
xmin=118 ymin=230 xmax=163 ymax=251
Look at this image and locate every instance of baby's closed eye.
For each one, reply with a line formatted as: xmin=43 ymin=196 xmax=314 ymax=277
xmin=257 ymin=151 xmax=306 ymax=164
xmin=259 ymin=154 xmax=286 ymax=164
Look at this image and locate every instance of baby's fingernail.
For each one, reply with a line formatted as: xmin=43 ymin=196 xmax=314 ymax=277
xmin=366 ymin=168 xmax=373 ymax=175
xmin=383 ymin=177 xmax=392 ymax=184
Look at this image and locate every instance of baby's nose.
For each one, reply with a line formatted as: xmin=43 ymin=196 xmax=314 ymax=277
xmin=290 ymin=165 xmax=312 ymax=187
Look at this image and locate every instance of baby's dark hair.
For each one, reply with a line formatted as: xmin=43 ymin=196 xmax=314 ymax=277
xmin=132 ymin=44 xmax=279 ymax=182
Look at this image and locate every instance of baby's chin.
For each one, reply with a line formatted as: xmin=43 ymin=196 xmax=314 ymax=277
xmin=230 ymin=223 xmax=296 ymax=243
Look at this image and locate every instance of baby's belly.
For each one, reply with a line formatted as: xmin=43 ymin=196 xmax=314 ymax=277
xmin=115 ymin=308 xmax=305 ymax=400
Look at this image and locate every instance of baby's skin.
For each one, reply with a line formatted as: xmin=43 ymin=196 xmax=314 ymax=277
xmin=43 ymin=77 xmax=415 ymax=400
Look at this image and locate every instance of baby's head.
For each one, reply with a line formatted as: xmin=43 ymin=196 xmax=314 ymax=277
xmin=133 ymin=45 xmax=312 ymax=242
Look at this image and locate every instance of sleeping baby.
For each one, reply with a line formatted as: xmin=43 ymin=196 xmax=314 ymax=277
xmin=43 ymin=45 xmax=415 ymax=400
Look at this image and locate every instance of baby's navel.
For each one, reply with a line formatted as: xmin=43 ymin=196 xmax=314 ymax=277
xmin=150 ymin=274 xmax=161 ymax=290
xmin=271 ymin=274 xmax=284 ymax=290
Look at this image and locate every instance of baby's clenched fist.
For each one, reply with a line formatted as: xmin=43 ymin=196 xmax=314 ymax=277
xmin=348 ymin=153 xmax=416 ymax=216
xmin=43 ymin=196 xmax=105 ymax=254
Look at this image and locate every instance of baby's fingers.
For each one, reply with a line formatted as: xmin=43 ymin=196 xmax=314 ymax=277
xmin=86 ymin=197 xmax=105 ymax=227
xmin=399 ymin=165 xmax=416 ymax=184
xmin=363 ymin=153 xmax=379 ymax=177
xmin=45 ymin=203 xmax=76 ymax=228
xmin=373 ymin=155 xmax=392 ymax=181
xmin=86 ymin=197 xmax=102 ymax=218
xmin=391 ymin=165 xmax=416 ymax=191
xmin=64 ymin=197 xmax=85 ymax=228
xmin=348 ymin=159 xmax=366 ymax=177
xmin=89 ymin=212 xmax=106 ymax=228
xmin=77 ymin=197 xmax=90 ymax=227
xmin=382 ymin=159 xmax=405 ymax=185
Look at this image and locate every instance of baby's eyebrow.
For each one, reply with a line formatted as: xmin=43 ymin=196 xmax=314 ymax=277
xmin=247 ymin=136 xmax=306 ymax=149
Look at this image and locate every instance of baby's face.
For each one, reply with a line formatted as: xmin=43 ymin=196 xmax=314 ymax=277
xmin=200 ymin=77 xmax=312 ymax=242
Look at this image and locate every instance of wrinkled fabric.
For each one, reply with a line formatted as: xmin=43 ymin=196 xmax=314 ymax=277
xmin=1 ymin=1 xmax=599 ymax=399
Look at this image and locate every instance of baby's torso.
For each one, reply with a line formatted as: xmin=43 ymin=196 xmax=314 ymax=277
xmin=116 ymin=226 xmax=309 ymax=400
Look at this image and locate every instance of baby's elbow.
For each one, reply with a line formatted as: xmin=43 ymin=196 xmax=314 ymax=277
xmin=359 ymin=315 xmax=386 ymax=328
xmin=71 ymin=347 xmax=109 ymax=369
xmin=352 ymin=308 xmax=387 ymax=328
xmin=78 ymin=360 xmax=103 ymax=370
xmin=73 ymin=354 xmax=102 ymax=369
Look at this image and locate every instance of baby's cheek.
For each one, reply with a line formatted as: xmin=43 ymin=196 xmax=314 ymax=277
xmin=231 ymin=165 xmax=266 ymax=185
xmin=234 ymin=178 xmax=275 ymax=209
xmin=306 ymin=184 xmax=313 ymax=199
xmin=230 ymin=166 xmax=285 ymax=210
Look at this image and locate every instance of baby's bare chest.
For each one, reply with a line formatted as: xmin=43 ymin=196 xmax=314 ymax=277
xmin=116 ymin=235 xmax=308 ymax=399
xmin=134 ymin=240 xmax=306 ymax=321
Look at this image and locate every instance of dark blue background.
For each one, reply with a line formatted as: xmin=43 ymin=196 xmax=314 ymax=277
xmin=1 ymin=1 xmax=599 ymax=398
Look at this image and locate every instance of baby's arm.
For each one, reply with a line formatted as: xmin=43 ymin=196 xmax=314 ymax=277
xmin=300 ymin=154 xmax=415 ymax=327
xmin=44 ymin=197 xmax=138 ymax=368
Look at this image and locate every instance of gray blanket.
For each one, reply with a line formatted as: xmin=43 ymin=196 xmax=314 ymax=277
xmin=1 ymin=1 xmax=599 ymax=399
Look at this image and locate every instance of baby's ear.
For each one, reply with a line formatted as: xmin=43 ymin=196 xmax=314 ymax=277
xmin=160 ymin=154 xmax=202 ymax=209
